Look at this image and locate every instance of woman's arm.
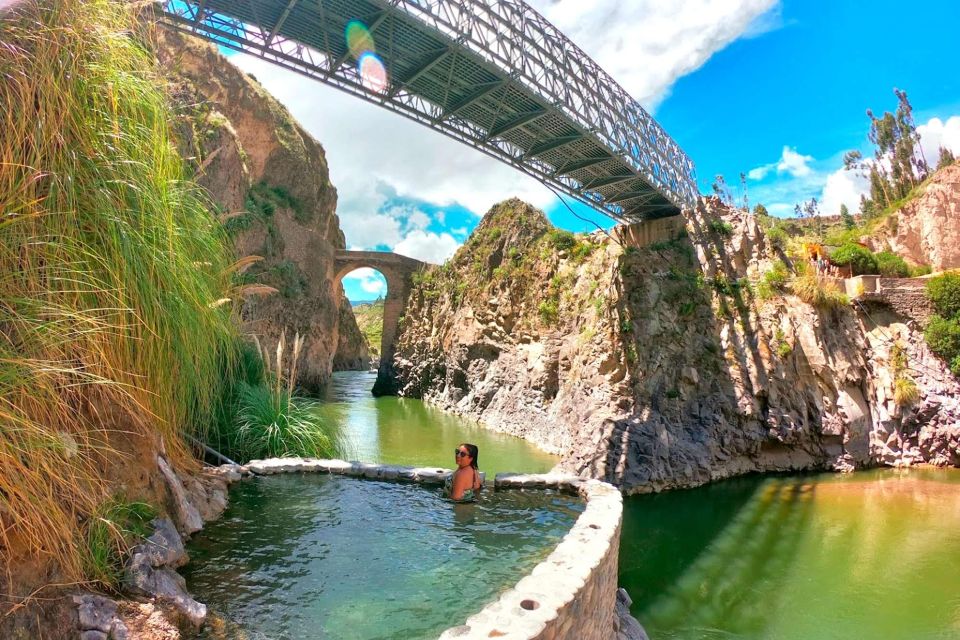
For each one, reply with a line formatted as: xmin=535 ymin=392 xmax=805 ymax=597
xmin=473 ymin=468 xmax=482 ymax=491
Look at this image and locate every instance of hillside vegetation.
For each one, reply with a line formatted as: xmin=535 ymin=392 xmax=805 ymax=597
xmin=353 ymin=300 xmax=385 ymax=360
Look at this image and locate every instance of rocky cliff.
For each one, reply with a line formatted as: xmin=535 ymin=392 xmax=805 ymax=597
xmin=867 ymin=164 xmax=960 ymax=270
xmin=156 ymin=28 xmax=368 ymax=389
xmin=394 ymin=198 xmax=959 ymax=492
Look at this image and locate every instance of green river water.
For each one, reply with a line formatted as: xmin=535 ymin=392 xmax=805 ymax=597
xmin=189 ymin=371 xmax=960 ymax=639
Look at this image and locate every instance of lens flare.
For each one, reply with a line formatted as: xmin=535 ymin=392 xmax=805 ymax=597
xmin=345 ymin=20 xmax=375 ymax=59
xmin=358 ymin=52 xmax=388 ymax=94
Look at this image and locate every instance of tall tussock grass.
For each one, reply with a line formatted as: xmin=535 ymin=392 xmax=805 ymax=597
xmin=0 ymin=0 xmax=236 ymax=587
xmin=212 ymin=333 xmax=343 ymax=462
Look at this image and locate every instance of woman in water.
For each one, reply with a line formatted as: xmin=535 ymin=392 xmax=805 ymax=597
xmin=447 ymin=443 xmax=482 ymax=502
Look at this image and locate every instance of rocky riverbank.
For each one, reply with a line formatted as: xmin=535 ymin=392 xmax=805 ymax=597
xmin=393 ymin=198 xmax=960 ymax=492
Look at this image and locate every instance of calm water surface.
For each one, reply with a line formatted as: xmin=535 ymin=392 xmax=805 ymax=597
xmin=188 ymin=371 xmax=960 ymax=640
xmin=620 ymin=468 xmax=960 ymax=640
xmin=315 ymin=371 xmax=559 ymax=476
xmin=184 ymin=475 xmax=582 ymax=640
xmin=184 ymin=371 xmax=575 ymax=639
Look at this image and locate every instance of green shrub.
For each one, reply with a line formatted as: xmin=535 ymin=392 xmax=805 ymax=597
xmin=926 ymin=273 xmax=960 ymax=318
xmin=830 ymin=243 xmax=878 ymax=275
xmin=549 ymin=229 xmax=577 ymax=251
xmin=909 ymin=264 xmax=933 ymax=277
xmin=766 ymin=225 xmax=788 ymax=249
xmin=758 ymin=261 xmax=790 ymax=300
xmin=924 ymin=315 xmax=960 ymax=365
xmin=708 ymin=219 xmax=734 ymax=237
xmin=538 ymin=299 xmax=559 ymax=325
xmin=875 ymin=251 xmax=910 ymax=277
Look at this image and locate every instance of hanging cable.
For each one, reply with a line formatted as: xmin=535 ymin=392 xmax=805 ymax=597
xmin=544 ymin=184 xmax=622 ymax=248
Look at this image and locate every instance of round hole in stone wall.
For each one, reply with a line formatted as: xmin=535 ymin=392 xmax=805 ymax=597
xmin=589 ymin=524 xmax=600 ymax=529
xmin=520 ymin=599 xmax=540 ymax=611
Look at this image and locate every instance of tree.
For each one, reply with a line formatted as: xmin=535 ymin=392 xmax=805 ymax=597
xmin=740 ymin=172 xmax=749 ymax=211
xmin=840 ymin=204 xmax=856 ymax=229
xmin=795 ymin=197 xmax=823 ymax=241
xmin=712 ymin=175 xmax=733 ymax=206
xmin=937 ymin=146 xmax=956 ymax=171
xmin=754 ymin=203 xmax=769 ymax=217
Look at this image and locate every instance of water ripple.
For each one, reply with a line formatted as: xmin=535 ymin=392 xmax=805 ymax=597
xmin=184 ymin=475 xmax=583 ymax=640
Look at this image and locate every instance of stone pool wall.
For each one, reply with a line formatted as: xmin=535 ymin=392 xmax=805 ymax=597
xmin=245 ymin=458 xmax=627 ymax=640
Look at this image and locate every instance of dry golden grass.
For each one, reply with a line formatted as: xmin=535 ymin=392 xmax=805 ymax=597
xmin=0 ymin=0 xmax=236 ymax=590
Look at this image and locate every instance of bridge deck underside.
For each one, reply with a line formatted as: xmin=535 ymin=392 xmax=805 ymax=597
xmin=160 ymin=0 xmax=698 ymax=222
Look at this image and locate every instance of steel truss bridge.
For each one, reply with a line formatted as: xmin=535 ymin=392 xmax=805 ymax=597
xmin=159 ymin=0 xmax=699 ymax=222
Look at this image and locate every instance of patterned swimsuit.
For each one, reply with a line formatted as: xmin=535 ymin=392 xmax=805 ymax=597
xmin=445 ymin=468 xmax=481 ymax=502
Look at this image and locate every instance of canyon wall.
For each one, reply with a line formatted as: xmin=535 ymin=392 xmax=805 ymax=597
xmin=157 ymin=29 xmax=368 ymax=390
xmin=394 ymin=198 xmax=959 ymax=492
xmin=867 ymin=164 xmax=960 ymax=270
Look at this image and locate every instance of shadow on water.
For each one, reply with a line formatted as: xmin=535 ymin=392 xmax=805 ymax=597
xmin=621 ymin=474 xmax=818 ymax=640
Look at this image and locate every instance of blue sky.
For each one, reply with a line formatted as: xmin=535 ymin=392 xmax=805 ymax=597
xmin=225 ymin=0 xmax=960 ymax=301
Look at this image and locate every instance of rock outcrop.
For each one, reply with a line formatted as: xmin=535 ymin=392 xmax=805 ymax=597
xmin=156 ymin=28 xmax=368 ymax=390
xmin=868 ymin=164 xmax=960 ymax=270
xmin=394 ymin=198 xmax=960 ymax=492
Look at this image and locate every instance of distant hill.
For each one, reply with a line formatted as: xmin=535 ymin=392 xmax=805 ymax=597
xmin=352 ymin=299 xmax=384 ymax=359
xmin=350 ymin=298 xmax=382 ymax=308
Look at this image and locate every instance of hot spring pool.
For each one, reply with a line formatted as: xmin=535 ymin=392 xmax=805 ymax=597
xmin=183 ymin=473 xmax=584 ymax=640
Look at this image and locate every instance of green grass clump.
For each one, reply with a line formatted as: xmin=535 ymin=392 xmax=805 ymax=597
xmin=909 ymin=264 xmax=933 ymax=277
xmin=0 ymin=0 xmax=236 ymax=581
xmin=708 ymin=218 xmax=734 ymax=237
xmin=790 ymin=270 xmax=849 ymax=308
xmin=213 ymin=334 xmax=342 ymax=462
xmin=84 ymin=500 xmax=156 ymax=590
xmin=757 ymin=261 xmax=790 ymax=300
xmin=539 ymin=299 xmax=559 ymax=325
xmin=549 ymin=229 xmax=577 ymax=251
xmin=875 ymin=251 xmax=910 ymax=277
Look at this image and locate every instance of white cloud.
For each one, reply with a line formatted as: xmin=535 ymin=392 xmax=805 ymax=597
xmin=527 ymin=0 xmax=780 ymax=107
xmin=394 ymin=230 xmax=461 ymax=264
xmin=342 ymin=268 xmax=387 ymax=295
xmin=820 ymin=167 xmax=870 ymax=216
xmin=229 ymin=54 xmax=553 ymax=229
xmin=748 ymin=146 xmax=814 ymax=180
xmin=226 ymin=2 xmax=778 ymax=237
xmin=338 ymin=210 xmax=402 ymax=249
xmin=918 ymin=116 xmax=960 ymax=167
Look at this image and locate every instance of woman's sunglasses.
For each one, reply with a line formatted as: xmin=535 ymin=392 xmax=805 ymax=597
xmin=455 ymin=449 xmax=470 ymax=457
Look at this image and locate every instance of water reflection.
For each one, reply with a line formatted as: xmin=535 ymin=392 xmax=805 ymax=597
xmin=622 ymin=469 xmax=960 ymax=640
xmin=316 ymin=371 xmax=558 ymax=476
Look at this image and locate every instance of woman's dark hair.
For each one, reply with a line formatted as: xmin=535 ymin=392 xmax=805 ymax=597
xmin=459 ymin=443 xmax=479 ymax=469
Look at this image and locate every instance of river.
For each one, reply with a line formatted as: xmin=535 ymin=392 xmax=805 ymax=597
xmin=319 ymin=371 xmax=960 ymax=639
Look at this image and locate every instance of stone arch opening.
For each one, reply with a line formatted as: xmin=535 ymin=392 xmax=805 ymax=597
xmin=339 ymin=267 xmax=389 ymax=365
xmin=333 ymin=251 xmax=425 ymax=396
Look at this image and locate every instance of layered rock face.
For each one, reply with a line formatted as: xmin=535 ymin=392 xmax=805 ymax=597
xmin=394 ymin=198 xmax=959 ymax=492
xmin=156 ymin=29 xmax=368 ymax=390
xmin=870 ymin=164 xmax=960 ymax=270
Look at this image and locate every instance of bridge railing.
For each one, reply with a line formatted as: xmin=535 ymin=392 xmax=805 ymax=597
xmin=158 ymin=0 xmax=699 ymax=221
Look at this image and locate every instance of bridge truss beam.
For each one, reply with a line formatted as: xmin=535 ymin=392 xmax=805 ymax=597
xmin=158 ymin=0 xmax=699 ymax=222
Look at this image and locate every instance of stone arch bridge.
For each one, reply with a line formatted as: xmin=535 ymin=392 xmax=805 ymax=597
xmin=334 ymin=250 xmax=425 ymax=395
